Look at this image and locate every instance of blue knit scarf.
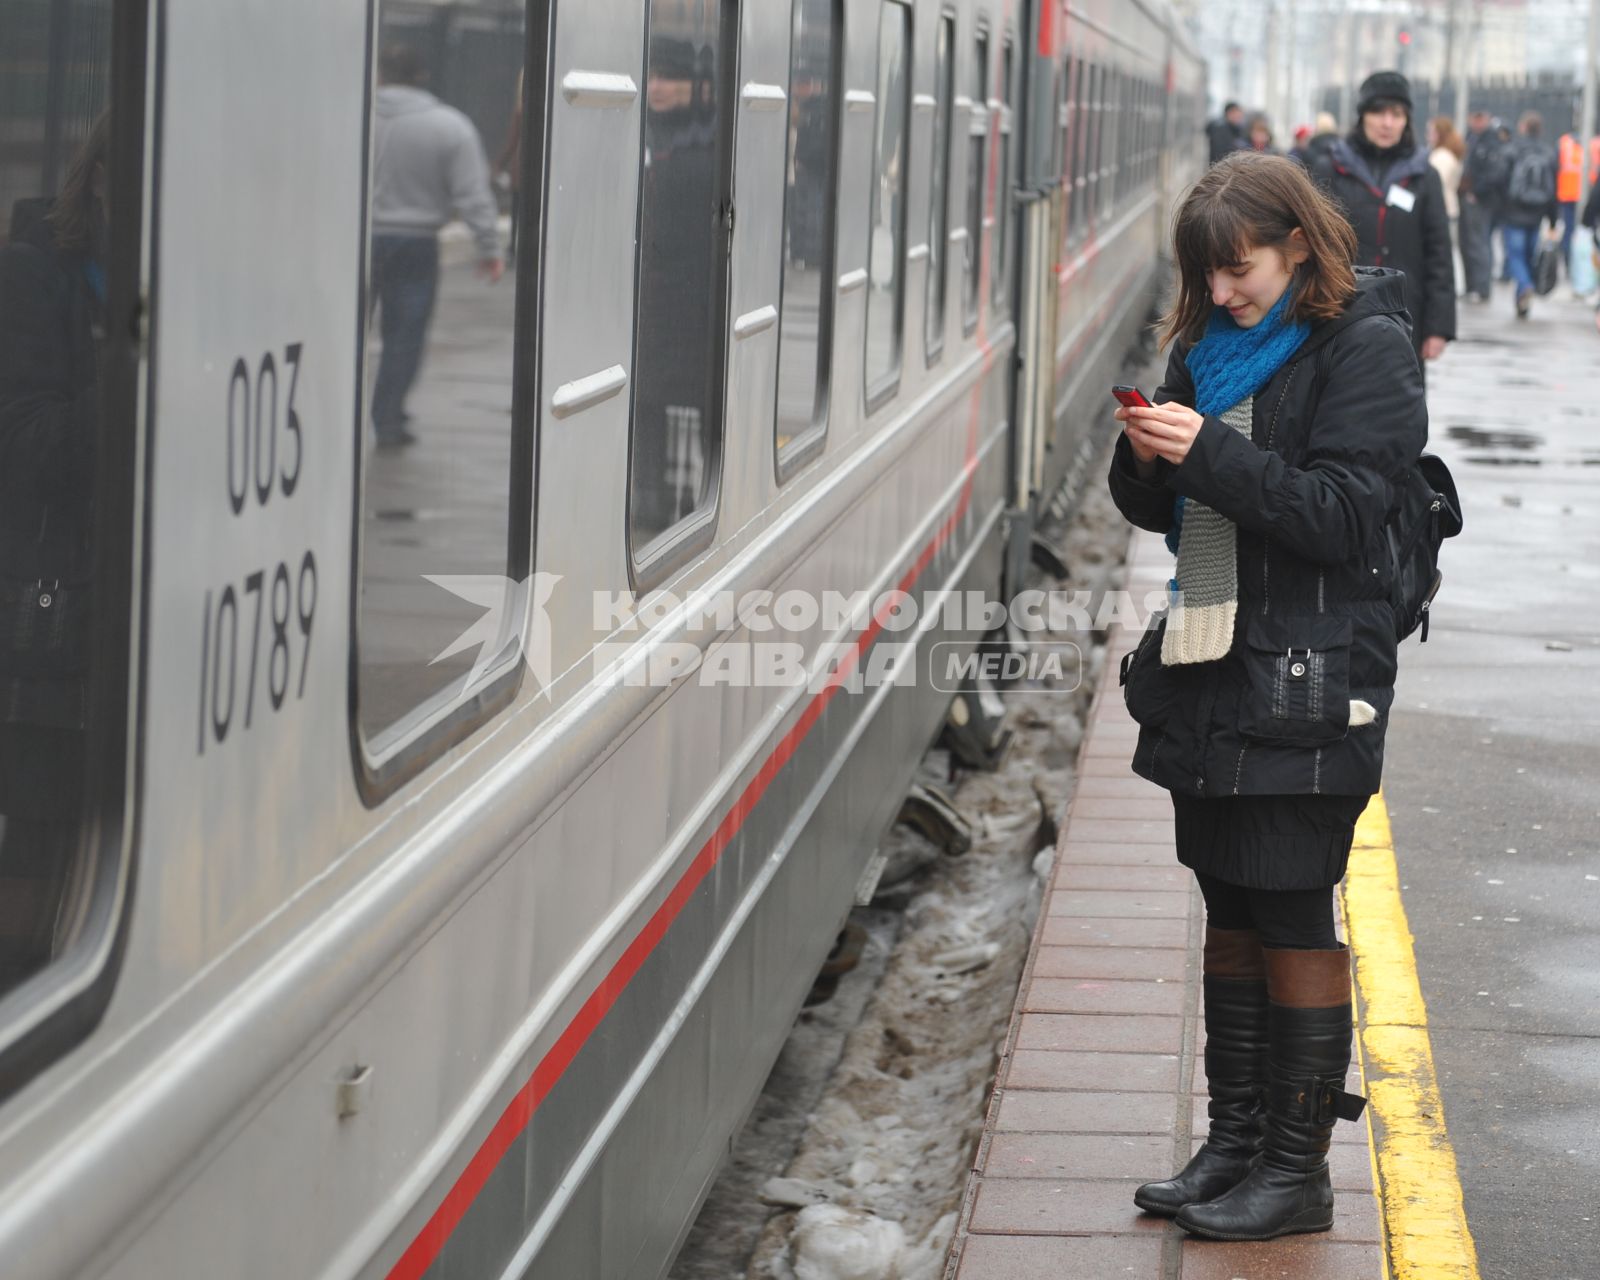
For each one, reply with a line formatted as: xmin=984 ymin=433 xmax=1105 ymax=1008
xmin=1165 ymin=291 xmax=1310 ymax=553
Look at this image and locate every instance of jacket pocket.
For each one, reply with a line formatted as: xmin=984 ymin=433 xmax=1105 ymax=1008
xmin=1237 ymin=614 xmax=1352 ymax=746
xmin=1120 ymin=613 xmax=1174 ymax=729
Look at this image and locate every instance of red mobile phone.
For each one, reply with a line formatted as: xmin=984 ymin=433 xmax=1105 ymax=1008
xmin=1111 ymin=384 xmax=1151 ymax=409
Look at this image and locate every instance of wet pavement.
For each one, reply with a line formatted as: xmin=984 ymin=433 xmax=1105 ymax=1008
xmin=1381 ymin=286 xmax=1600 ymax=1280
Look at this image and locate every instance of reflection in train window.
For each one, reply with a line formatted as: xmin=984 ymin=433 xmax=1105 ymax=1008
xmin=630 ymin=0 xmax=734 ymax=562
xmin=1071 ymin=59 xmax=1088 ymax=241
xmin=991 ymin=36 xmax=1013 ymax=312
xmin=356 ymin=4 xmax=527 ymax=755
xmin=776 ymin=0 xmax=840 ymax=473
xmin=864 ymin=1 xmax=910 ymax=406
xmin=962 ymin=28 xmax=987 ymax=333
xmin=924 ymin=11 xmax=954 ymax=363
xmin=0 ymin=0 xmax=133 ymax=1033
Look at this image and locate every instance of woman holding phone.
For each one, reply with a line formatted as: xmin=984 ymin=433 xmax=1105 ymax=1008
xmin=1107 ymin=151 xmax=1426 ymax=1242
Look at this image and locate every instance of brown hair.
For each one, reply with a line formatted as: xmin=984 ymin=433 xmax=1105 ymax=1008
xmin=1430 ymin=116 xmax=1465 ymax=159
xmin=1160 ymin=150 xmax=1357 ymax=349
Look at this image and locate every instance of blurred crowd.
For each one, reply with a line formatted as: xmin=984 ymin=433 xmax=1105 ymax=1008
xmin=1207 ymin=71 xmax=1600 ymax=344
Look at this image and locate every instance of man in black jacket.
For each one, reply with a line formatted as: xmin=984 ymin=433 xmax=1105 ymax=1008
xmin=1459 ymin=110 xmax=1508 ymax=301
xmin=1500 ymin=112 xmax=1560 ymax=319
xmin=1207 ymin=102 xmax=1248 ymax=165
xmin=1313 ymin=71 xmax=1455 ymax=370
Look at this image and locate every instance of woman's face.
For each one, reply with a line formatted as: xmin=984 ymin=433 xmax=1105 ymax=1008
xmin=1206 ymin=238 xmax=1307 ymax=328
xmin=1427 ymin=121 xmax=1439 ymax=148
xmin=1363 ymin=103 xmax=1408 ymax=149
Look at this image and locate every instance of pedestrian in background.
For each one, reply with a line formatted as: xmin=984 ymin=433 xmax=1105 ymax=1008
xmin=1556 ymin=128 xmax=1584 ymax=277
xmin=1501 ymin=111 xmax=1559 ymax=320
xmin=369 ymin=43 xmax=504 ymax=448
xmin=1247 ymin=115 xmax=1278 ymax=156
xmin=1314 ymin=71 xmax=1454 ymax=369
xmin=1303 ymin=111 xmax=1340 ymax=172
xmin=1208 ymin=101 xmax=1248 ymax=165
xmin=1111 ymin=151 xmax=1424 ymax=1244
xmin=1428 ymin=116 xmax=1465 ymax=293
xmin=1288 ymin=124 xmax=1313 ymax=168
xmin=1459 ymin=109 xmax=1508 ymax=302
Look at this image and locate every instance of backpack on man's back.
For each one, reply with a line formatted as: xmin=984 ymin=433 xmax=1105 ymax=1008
xmin=1508 ymin=142 xmax=1557 ymax=209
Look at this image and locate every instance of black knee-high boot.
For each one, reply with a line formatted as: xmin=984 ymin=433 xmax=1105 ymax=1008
xmin=1176 ymin=946 xmax=1367 ymax=1241
xmin=1134 ymin=927 xmax=1268 ymax=1217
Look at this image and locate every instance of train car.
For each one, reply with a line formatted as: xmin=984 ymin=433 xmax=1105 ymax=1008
xmin=0 ymin=1 xmax=1201 ymax=1278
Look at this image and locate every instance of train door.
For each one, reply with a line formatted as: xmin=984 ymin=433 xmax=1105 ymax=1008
xmin=1001 ymin=0 xmax=1063 ymax=600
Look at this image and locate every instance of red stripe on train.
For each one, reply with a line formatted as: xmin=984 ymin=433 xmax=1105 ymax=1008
xmin=386 ymin=372 xmax=991 ymax=1280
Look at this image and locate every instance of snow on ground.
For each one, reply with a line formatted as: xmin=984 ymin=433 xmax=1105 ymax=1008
xmin=670 ymin=423 xmax=1138 ymax=1280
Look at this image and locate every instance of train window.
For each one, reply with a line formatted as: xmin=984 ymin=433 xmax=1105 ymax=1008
xmin=864 ymin=1 xmax=911 ymax=407
xmin=776 ymin=0 xmax=842 ymax=473
xmin=630 ymin=1 xmax=735 ymax=566
xmin=0 ymin=0 xmax=143 ymax=1087
xmin=1057 ymin=56 xmax=1072 ymax=241
xmin=1090 ymin=65 xmax=1105 ymax=220
xmin=1066 ymin=57 xmax=1083 ymax=248
xmin=991 ymin=36 xmax=1013 ymax=313
xmin=925 ymin=11 xmax=955 ymax=363
xmin=355 ymin=2 xmax=533 ymax=764
xmin=962 ymin=27 xmax=987 ymax=334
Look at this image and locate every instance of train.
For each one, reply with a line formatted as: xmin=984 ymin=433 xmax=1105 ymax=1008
xmin=0 ymin=0 xmax=1203 ymax=1276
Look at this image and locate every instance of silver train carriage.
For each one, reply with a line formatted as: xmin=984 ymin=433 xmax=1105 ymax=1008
xmin=0 ymin=0 xmax=1203 ymax=1276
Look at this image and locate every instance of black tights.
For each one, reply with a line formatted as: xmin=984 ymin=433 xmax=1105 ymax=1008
xmin=1194 ymin=873 xmax=1340 ymax=951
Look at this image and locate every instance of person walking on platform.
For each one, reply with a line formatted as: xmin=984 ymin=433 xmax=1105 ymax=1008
xmin=1428 ymin=116 xmax=1465 ymax=292
xmin=1557 ymin=129 xmax=1584 ymax=277
xmin=368 ymin=43 xmax=504 ymax=448
xmin=1501 ymin=112 xmax=1560 ymax=320
xmin=1459 ymin=109 xmax=1508 ymax=302
xmin=1109 ymin=151 xmax=1426 ymax=1242
xmin=1313 ymin=72 xmax=1455 ymax=370
xmin=1208 ymin=102 xmax=1248 ymax=165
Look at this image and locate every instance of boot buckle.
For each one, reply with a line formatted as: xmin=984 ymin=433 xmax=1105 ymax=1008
xmin=1270 ymin=1076 xmax=1367 ymax=1124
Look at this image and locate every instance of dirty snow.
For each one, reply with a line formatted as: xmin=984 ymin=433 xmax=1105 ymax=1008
xmin=669 ymin=425 xmax=1135 ymax=1280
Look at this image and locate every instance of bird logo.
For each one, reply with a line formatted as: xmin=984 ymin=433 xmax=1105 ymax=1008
xmin=424 ymin=572 xmax=563 ymax=697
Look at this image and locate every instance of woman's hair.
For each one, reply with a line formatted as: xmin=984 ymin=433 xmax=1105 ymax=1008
xmin=1160 ymin=151 xmax=1357 ymax=349
xmin=1430 ymin=116 xmax=1465 ymax=159
xmin=47 ymin=111 xmax=110 ymax=252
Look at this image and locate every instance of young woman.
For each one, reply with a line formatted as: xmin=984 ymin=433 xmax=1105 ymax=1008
xmin=1428 ymin=116 xmax=1466 ymax=293
xmin=1108 ymin=150 xmax=1427 ymax=1241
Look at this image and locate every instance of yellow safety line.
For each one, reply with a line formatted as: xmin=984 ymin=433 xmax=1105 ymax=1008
xmin=1342 ymin=792 xmax=1483 ymax=1280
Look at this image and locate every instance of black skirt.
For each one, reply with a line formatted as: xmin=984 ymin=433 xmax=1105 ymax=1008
xmin=1170 ymin=792 xmax=1370 ymax=891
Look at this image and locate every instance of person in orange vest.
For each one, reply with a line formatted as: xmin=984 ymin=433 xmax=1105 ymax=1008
xmin=1558 ymin=131 xmax=1583 ymax=275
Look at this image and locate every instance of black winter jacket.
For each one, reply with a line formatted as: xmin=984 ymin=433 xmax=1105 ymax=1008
xmin=1314 ymin=139 xmax=1456 ymax=353
xmin=1107 ymin=269 xmax=1426 ymax=800
xmin=1207 ymin=117 xmax=1246 ymax=165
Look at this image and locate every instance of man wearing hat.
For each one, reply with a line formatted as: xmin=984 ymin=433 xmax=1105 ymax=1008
xmin=1313 ymin=71 xmax=1455 ymax=370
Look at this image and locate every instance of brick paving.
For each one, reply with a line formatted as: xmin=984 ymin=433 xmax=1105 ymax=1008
xmin=945 ymin=533 xmax=1386 ymax=1280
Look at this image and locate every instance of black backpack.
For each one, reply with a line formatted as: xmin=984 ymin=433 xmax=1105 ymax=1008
xmin=1508 ymin=144 xmax=1557 ymax=207
xmin=1386 ymin=454 xmax=1463 ymax=643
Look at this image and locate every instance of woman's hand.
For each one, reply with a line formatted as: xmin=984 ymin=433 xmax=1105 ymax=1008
xmin=1115 ymin=402 xmax=1206 ymax=467
xmin=1420 ymin=335 xmax=1447 ymax=360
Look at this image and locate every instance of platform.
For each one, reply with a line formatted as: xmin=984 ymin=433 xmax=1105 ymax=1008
xmin=944 ymin=533 xmax=1386 ymax=1280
